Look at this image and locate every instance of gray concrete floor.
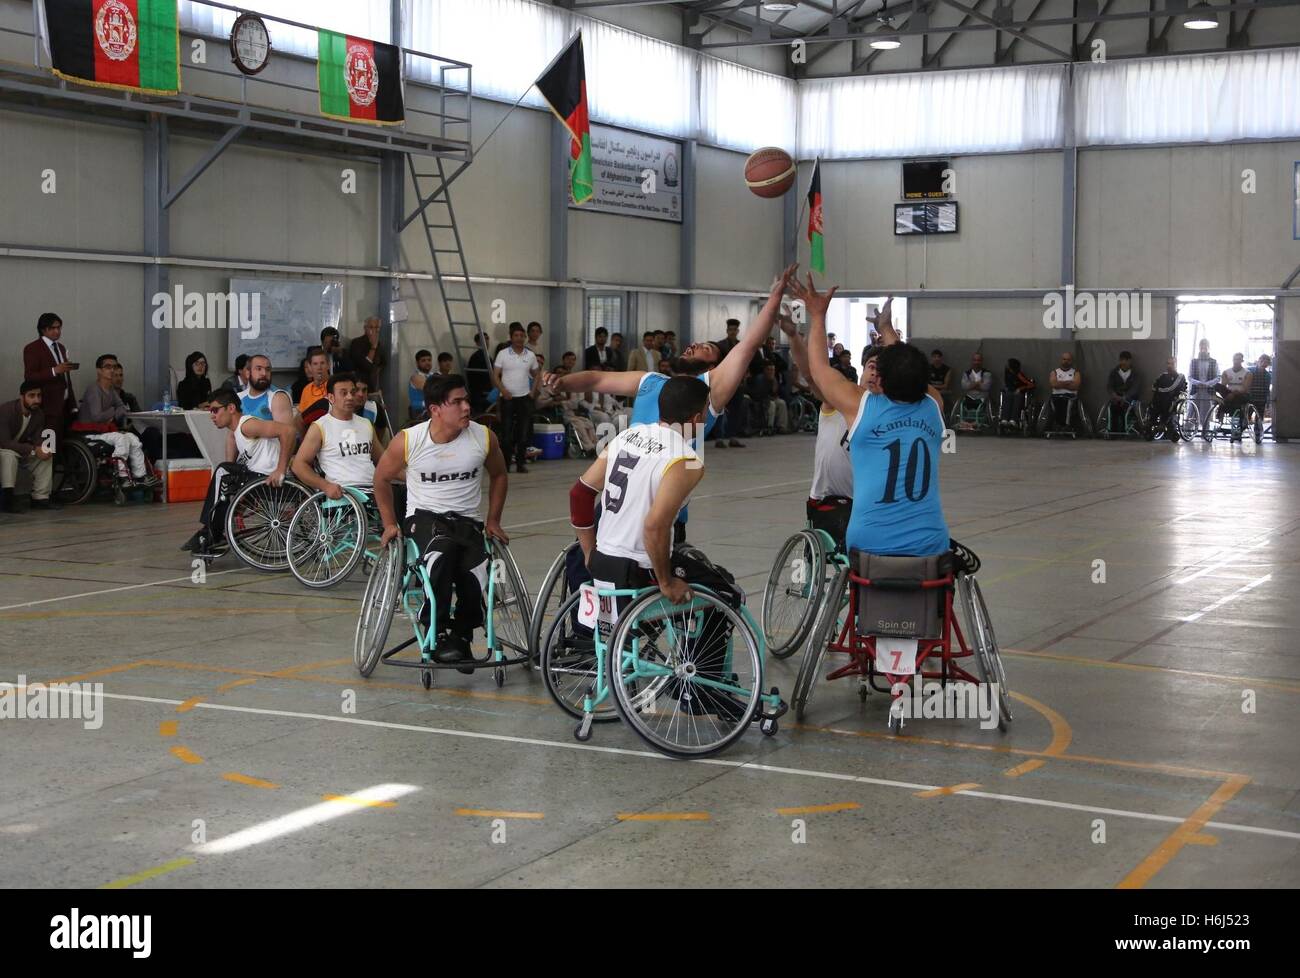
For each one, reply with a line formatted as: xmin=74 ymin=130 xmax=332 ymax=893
xmin=2 ymin=432 xmax=1298 ymax=888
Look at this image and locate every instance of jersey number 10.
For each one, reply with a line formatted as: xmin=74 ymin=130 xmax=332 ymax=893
xmin=877 ymin=438 xmax=932 ymax=504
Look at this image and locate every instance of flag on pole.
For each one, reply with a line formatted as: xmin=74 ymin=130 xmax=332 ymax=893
xmin=45 ymin=0 xmax=180 ymax=95
xmin=535 ymin=34 xmax=594 ymax=205
xmin=807 ymin=159 xmax=825 ymax=274
xmin=318 ymin=30 xmax=404 ymax=125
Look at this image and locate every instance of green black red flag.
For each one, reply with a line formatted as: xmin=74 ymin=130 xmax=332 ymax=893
xmin=535 ymin=34 xmax=594 ymax=205
xmin=318 ymin=30 xmax=404 ymax=125
xmin=807 ymin=159 xmax=825 ymax=274
xmin=45 ymin=0 xmax=180 ymax=95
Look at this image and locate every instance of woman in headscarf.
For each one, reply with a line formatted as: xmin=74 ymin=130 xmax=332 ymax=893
xmin=177 ymin=351 xmax=213 ymax=410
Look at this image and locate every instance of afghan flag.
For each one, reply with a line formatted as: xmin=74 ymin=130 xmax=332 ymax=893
xmin=45 ymin=0 xmax=179 ymax=95
xmin=318 ymin=30 xmax=404 ymax=125
xmin=807 ymin=159 xmax=825 ymax=274
xmin=536 ymin=34 xmax=594 ymax=205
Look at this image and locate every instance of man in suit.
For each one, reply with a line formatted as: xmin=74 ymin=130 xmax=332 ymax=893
xmin=22 ymin=312 xmax=78 ymax=449
xmin=1 ymin=381 xmax=59 ymax=512
xmin=626 ymin=331 xmax=662 ymax=375
xmin=583 ymin=327 xmax=614 ymax=372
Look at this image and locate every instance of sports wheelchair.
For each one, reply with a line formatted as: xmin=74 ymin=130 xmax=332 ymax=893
xmin=1200 ymin=393 xmax=1264 ymax=445
xmin=286 ymin=485 xmax=383 ymax=588
xmin=1096 ymin=398 xmax=1148 ymax=440
xmin=949 ymin=395 xmax=994 ymax=434
xmin=54 ymin=433 xmax=160 ymax=507
xmin=787 ymin=392 xmax=821 ymax=434
xmin=538 ymin=573 xmax=787 ymax=758
xmin=790 ymin=542 xmax=1011 ymax=734
xmin=353 ymin=530 xmax=532 ymax=690
xmin=995 ymin=390 xmax=1039 ymax=438
xmin=194 ymin=470 xmax=311 ymax=571
xmin=1035 ymin=395 xmax=1094 ymax=439
xmin=761 ymin=525 xmax=849 ymax=660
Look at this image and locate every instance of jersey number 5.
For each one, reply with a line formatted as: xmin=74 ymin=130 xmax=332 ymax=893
xmin=604 ymin=451 xmax=641 ymax=514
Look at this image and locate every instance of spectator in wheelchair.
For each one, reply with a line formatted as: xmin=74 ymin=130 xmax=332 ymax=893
xmin=928 ymin=350 xmax=953 ymax=412
xmin=291 ymin=373 xmax=380 ymax=497
xmin=1146 ymin=357 xmax=1187 ymax=441
xmin=958 ymin=352 xmax=992 ymax=427
xmin=1 ymin=381 xmax=58 ymax=512
xmin=1213 ymin=353 xmax=1252 ymax=435
xmin=793 ymin=274 xmax=949 ymax=561
xmin=181 ymin=389 xmax=296 ymax=555
xmin=999 ymin=358 xmax=1036 ymax=424
xmin=77 ymin=355 xmax=162 ymax=492
xmin=1104 ymin=350 xmax=1142 ymax=433
xmin=1048 ymin=351 xmax=1083 ymax=428
xmin=371 ymin=373 xmax=509 ymax=673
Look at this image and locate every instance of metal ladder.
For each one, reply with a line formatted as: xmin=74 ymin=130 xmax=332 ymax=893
xmin=401 ymin=154 xmax=488 ymax=383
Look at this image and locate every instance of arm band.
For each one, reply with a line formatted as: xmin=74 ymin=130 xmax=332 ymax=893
xmin=569 ymin=478 xmax=598 ymax=529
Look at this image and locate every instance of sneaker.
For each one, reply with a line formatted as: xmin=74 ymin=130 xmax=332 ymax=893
xmin=728 ymin=439 xmax=745 ymax=448
xmin=180 ymin=531 xmax=203 ymax=552
xmin=433 ymin=634 xmax=476 ymax=675
xmin=137 ymin=474 xmax=162 ymax=489
xmin=30 ymin=497 xmax=63 ymax=511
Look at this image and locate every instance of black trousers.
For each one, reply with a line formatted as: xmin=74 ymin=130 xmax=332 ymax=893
xmin=200 ymin=462 xmax=249 ymax=544
xmin=404 ymin=510 xmax=489 ymax=639
xmin=499 ymin=396 xmax=534 ymax=466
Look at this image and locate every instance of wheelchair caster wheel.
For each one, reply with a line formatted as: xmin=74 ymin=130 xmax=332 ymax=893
xmin=574 ymin=713 xmax=593 ymax=742
xmin=420 ymin=669 xmax=433 ymax=690
xmin=887 ymin=708 xmax=904 ymax=735
xmin=858 ymin=683 xmax=869 ymax=701
xmin=494 ymin=666 xmax=505 ymax=688
xmin=760 ymin=717 xmax=778 ymax=737
xmin=113 ymin=487 xmax=125 ymax=506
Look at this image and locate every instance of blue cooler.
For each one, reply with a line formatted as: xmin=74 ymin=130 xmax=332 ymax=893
xmin=532 ymin=423 xmax=566 ymax=460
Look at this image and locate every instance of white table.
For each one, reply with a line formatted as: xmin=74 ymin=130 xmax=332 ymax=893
xmin=126 ymin=410 xmax=226 ymax=503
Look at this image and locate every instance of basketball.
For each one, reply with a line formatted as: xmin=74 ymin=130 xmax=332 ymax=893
xmin=744 ymin=146 xmax=796 ymax=198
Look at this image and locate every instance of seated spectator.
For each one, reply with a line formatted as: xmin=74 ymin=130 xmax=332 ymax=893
xmin=177 ymin=351 xmax=213 ymax=410
xmin=929 ymin=349 xmax=953 ymax=412
xmin=320 ymin=326 xmax=350 ymax=374
xmin=748 ymin=362 xmax=789 ymax=433
xmin=1248 ymin=353 xmax=1271 ymax=415
xmin=297 ymin=346 xmax=330 ymax=423
xmin=535 ymin=365 xmax=597 ymax=453
xmin=220 ymin=354 xmax=251 ymax=394
xmin=112 ymin=362 xmax=144 ymax=413
xmin=627 ymin=331 xmax=662 ymax=374
xmin=999 ymin=358 xmax=1036 ymax=423
xmin=959 ymin=352 xmax=992 ymax=419
xmin=1048 ymin=351 xmax=1082 ymax=427
xmin=1212 ymin=353 xmax=1252 ymax=438
xmin=561 ymin=350 xmax=577 ymax=373
xmin=77 ymin=355 xmax=160 ymax=490
xmin=437 ymin=351 xmax=454 ymax=375
xmin=349 ymin=316 xmax=385 ymax=393
xmin=1105 ymin=350 xmax=1142 ymax=432
xmin=833 ymin=349 xmax=858 ymax=383
xmin=409 ymin=349 xmax=433 ymax=421
xmin=1 ymin=381 xmax=58 ymax=512
xmin=352 ymin=376 xmax=391 ymax=448
xmin=1146 ymin=356 xmax=1187 ymax=441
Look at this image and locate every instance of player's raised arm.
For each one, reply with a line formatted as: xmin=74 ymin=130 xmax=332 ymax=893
xmin=706 ymin=264 xmax=796 ymax=413
xmin=789 ymin=274 xmax=861 ymax=423
xmin=545 ymin=368 xmax=643 ymax=399
xmin=778 ymin=314 xmax=824 ymax=403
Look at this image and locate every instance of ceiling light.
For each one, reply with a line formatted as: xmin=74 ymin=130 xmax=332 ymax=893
xmin=869 ymin=35 xmax=902 ymax=49
xmin=1183 ymin=3 xmax=1219 ymax=28
xmin=762 ymin=2 xmax=798 ymax=10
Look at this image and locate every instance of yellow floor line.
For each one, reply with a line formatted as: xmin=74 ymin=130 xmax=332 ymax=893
xmin=158 ymin=720 xmax=177 ymax=737
xmin=775 ymin=802 xmax=860 ymax=816
xmin=1116 ymin=775 xmax=1250 ymax=889
xmin=455 ymin=808 xmax=544 ymax=819
xmin=1003 ymin=692 xmax=1072 ymax=778
xmin=915 ymin=782 xmax=981 ymax=798
xmin=215 ymin=677 xmax=259 ymax=693
xmin=323 ymin=794 xmax=397 ymax=808
xmin=100 ymin=857 xmax=196 ymax=890
xmin=175 ymin=696 xmax=204 ymax=714
xmin=223 ymin=772 xmax=279 ymax=789
xmin=169 ymin=745 xmax=203 ymax=764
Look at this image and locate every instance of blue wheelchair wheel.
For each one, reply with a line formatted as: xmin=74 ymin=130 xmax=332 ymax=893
xmin=353 ymin=539 xmax=402 ymax=677
xmin=287 ymin=490 xmax=369 ymax=588
xmin=540 ymin=590 xmax=619 ymax=723
xmin=761 ymin=530 xmax=826 ymax=659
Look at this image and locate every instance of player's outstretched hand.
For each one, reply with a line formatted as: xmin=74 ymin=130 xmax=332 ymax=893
xmin=788 ymin=273 xmax=838 ymax=319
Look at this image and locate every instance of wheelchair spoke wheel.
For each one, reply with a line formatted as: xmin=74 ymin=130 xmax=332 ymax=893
xmin=488 ymin=540 xmax=532 ymax=660
xmin=608 ymin=589 xmax=762 ymax=759
xmin=540 ymin=591 xmax=618 ymax=722
xmin=287 ymin=491 xmax=367 ymax=588
xmin=529 ymin=543 xmax=577 ymax=666
xmin=792 ymin=566 xmax=848 ymax=722
xmin=226 ymin=479 xmax=310 ymax=572
xmin=353 ymin=539 xmax=402 ymax=677
xmin=958 ymin=576 xmax=1012 ymax=729
xmin=53 ymin=439 xmax=97 ymax=506
xmin=761 ymin=530 xmax=826 ymax=659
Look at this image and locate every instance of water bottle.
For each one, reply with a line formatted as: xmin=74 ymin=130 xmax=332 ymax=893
xmin=161 ymin=389 xmax=172 ymax=413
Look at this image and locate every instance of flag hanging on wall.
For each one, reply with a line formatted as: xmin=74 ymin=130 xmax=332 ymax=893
xmin=318 ymin=30 xmax=404 ymax=125
xmin=45 ymin=0 xmax=180 ymax=95
xmin=807 ymin=159 xmax=825 ymax=274
xmin=535 ymin=33 xmax=594 ymax=206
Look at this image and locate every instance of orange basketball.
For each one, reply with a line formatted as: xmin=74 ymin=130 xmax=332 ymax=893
xmin=744 ymin=147 xmax=796 ymax=198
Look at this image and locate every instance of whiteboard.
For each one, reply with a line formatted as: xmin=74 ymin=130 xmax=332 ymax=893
xmin=226 ymin=278 xmax=343 ymax=371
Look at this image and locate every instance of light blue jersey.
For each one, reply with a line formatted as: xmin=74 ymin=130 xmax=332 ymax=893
xmin=629 ymin=371 xmax=720 ymax=440
xmin=239 ymin=386 xmax=289 ymax=421
xmin=846 ymin=391 xmax=949 ymax=557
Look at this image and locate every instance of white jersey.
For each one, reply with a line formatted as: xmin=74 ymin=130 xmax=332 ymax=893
xmin=963 ymin=369 xmax=991 ymax=400
xmin=314 ymin=412 xmax=375 ymax=487
xmin=1053 ymin=367 xmax=1078 ymax=397
xmin=597 ymin=423 xmax=698 ymax=569
xmin=234 ymin=414 xmax=279 ymax=475
xmin=1224 ymin=366 xmax=1248 ymax=390
xmin=403 ymin=420 xmax=491 ymax=519
xmin=810 ymin=407 xmax=853 ymax=501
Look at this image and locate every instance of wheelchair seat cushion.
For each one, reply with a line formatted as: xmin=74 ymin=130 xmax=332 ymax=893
xmin=851 ymin=549 xmax=951 ymax=640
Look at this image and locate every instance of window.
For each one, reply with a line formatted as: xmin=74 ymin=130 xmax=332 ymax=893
xmin=586 ymin=293 xmax=625 ymax=347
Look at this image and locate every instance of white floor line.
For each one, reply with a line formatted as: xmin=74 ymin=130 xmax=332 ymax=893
xmin=1180 ymin=573 xmax=1273 ymax=623
xmin=1176 ymin=537 xmax=1272 ymax=587
xmin=64 ymin=688 xmax=1300 ymax=844
xmin=0 ymin=569 xmax=242 ymax=612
